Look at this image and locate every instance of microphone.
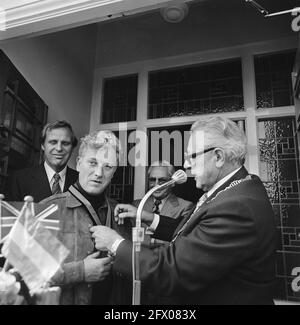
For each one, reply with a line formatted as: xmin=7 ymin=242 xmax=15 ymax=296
xmin=154 ymin=169 xmax=187 ymax=191
xmin=136 ymin=170 xmax=187 ymax=227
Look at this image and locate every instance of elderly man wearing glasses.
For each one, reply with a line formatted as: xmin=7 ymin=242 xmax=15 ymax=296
xmin=134 ymin=160 xmax=194 ymax=234
xmin=91 ymin=116 xmax=277 ymax=305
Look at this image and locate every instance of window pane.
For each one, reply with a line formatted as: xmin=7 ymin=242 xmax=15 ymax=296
xmin=147 ymin=120 xmax=245 ymax=203
xmin=255 ymin=50 xmax=296 ymax=109
xmin=102 ymin=74 xmax=138 ymax=123
xmin=2 ymin=92 xmax=14 ymax=128
xmin=107 ymin=130 xmax=135 ymax=203
xmin=148 ymin=59 xmax=244 ymax=119
xmin=258 ymin=117 xmax=300 ymax=303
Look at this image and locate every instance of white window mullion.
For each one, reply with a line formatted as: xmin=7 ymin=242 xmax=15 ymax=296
xmin=89 ymin=70 xmax=103 ymax=132
xmin=133 ymin=70 xmax=148 ymax=199
xmin=242 ymin=52 xmax=260 ymax=175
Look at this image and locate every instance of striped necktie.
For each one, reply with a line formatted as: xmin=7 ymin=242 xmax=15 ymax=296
xmin=51 ymin=173 xmax=62 ymax=195
xmin=153 ymin=199 xmax=162 ymax=214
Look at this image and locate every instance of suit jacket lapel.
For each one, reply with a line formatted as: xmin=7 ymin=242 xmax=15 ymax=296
xmin=173 ymin=166 xmax=249 ymax=239
xmin=32 ymin=165 xmax=52 ymax=200
xmin=161 ymin=193 xmax=179 ymax=217
xmin=64 ymin=167 xmax=77 ymax=191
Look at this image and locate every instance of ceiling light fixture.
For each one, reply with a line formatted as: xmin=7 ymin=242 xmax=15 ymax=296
xmin=161 ymin=0 xmax=189 ymax=23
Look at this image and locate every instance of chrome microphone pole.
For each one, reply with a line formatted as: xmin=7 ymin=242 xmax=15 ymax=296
xmin=132 ymin=170 xmax=187 ymax=305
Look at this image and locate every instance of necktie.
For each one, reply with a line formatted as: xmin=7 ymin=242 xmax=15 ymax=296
xmin=171 ymin=192 xmax=208 ymax=244
xmin=153 ymin=199 xmax=162 ymax=214
xmin=52 ymin=173 xmax=62 ymax=195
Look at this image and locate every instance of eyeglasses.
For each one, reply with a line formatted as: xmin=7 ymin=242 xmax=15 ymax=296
xmin=148 ymin=177 xmax=170 ymax=185
xmin=184 ymin=147 xmax=217 ymax=164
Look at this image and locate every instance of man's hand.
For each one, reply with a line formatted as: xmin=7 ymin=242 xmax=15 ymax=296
xmin=83 ymin=251 xmax=112 ymax=283
xmin=114 ymin=204 xmax=155 ymax=225
xmin=114 ymin=204 xmax=137 ymax=225
xmin=90 ymin=226 xmax=123 ymax=251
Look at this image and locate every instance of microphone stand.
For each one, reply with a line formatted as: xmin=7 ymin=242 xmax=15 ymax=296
xmin=132 ymin=182 xmax=172 ymax=305
xmin=132 ymin=170 xmax=186 ymax=305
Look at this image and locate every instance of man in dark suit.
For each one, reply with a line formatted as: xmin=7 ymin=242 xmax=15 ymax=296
xmin=91 ymin=116 xmax=278 ymax=305
xmin=7 ymin=120 xmax=78 ymax=202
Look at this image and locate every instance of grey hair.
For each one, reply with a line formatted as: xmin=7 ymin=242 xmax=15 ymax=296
xmin=148 ymin=160 xmax=175 ymax=178
xmin=191 ymin=116 xmax=247 ymax=165
xmin=78 ymin=130 xmax=122 ymax=163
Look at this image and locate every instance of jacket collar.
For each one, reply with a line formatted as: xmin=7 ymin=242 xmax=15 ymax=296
xmin=160 ymin=193 xmax=181 ymax=217
xmin=66 ymin=185 xmax=108 ymax=209
xmin=66 ymin=190 xmax=82 ymax=208
xmin=207 ymin=166 xmax=249 ymax=203
xmin=67 ymin=185 xmax=112 ymax=226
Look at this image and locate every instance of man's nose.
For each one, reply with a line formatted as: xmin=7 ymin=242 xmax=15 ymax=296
xmin=94 ymin=165 xmax=103 ymax=177
xmin=55 ymin=142 xmax=62 ymax=151
xmin=183 ymin=159 xmax=191 ymax=170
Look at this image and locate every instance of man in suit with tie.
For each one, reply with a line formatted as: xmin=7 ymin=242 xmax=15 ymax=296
xmin=133 ymin=160 xmax=194 ymax=245
xmin=91 ymin=116 xmax=278 ymax=305
xmin=7 ymin=120 xmax=78 ymax=202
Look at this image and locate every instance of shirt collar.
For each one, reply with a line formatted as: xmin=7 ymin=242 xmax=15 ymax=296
xmin=153 ymin=193 xmax=170 ymax=207
xmin=206 ymin=166 xmax=242 ymax=198
xmin=153 ymin=193 xmax=171 ymax=211
xmin=44 ymin=161 xmax=67 ymax=182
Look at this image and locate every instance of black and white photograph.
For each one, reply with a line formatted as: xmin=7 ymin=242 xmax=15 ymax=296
xmin=0 ymin=0 xmax=299 ymax=308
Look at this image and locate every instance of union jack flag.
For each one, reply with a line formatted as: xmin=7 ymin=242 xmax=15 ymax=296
xmin=0 ymin=199 xmax=60 ymax=242
xmin=0 ymin=197 xmax=69 ymax=292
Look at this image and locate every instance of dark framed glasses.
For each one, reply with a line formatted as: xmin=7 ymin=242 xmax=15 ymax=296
xmin=184 ymin=147 xmax=217 ymax=163
xmin=148 ymin=177 xmax=170 ymax=185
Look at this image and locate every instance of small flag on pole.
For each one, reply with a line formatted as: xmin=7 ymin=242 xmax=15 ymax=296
xmin=1 ymin=197 xmax=69 ymax=292
xmin=0 ymin=195 xmax=20 ymax=241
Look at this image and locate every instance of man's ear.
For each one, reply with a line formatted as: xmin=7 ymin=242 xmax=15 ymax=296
xmin=41 ymin=143 xmax=45 ymax=151
xmin=215 ymin=148 xmax=225 ymax=168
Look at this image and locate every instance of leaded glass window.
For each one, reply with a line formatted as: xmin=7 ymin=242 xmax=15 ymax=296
xmin=255 ymin=50 xmax=296 ymax=109
xmin=258 ymin=116 xmax=300 ymax=302
xmin=148 ymin=59 xmax=244 ymax=119
xmin=102 ymin=74 xmax=138 ymax=123
xmin=107 ymin=130 xmax=135 ymax=203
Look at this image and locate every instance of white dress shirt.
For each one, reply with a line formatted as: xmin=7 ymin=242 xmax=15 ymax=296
xmin=44 ymin=161 xmax=67 ymax=191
